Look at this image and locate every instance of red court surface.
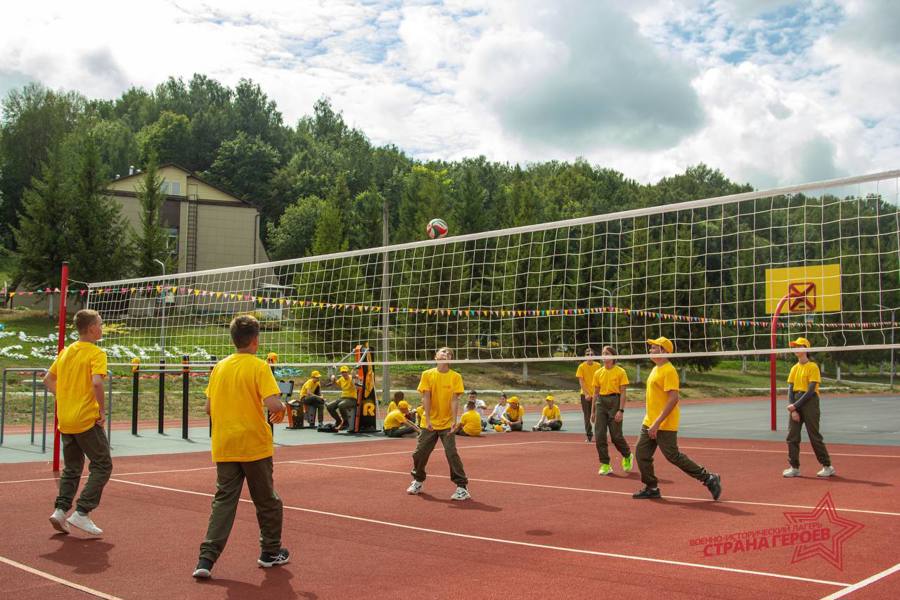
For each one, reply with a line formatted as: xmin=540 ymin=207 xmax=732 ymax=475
xmin=0 ymin=434 xmax=898 ymax=599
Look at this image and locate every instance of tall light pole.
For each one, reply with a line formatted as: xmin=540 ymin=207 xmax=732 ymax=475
xmin=877 ymin=304 xmax=897 ymax=391
xmin=154 ymin=259 xmax=167 ymax=362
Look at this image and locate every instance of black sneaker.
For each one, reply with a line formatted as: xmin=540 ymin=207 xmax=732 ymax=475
xmin=192 ymin=558 xmax=214 ymax=579
xmin=632 ymin=487 xmax=661 ymax=499
xmin=705 ymin=473 xmax=722 ymax=501
xmin=258 ymin=548 xmax=290 ymax=568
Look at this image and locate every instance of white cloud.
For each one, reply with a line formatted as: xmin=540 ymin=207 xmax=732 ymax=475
xmin=0 ymin=0 xmax=897 ymax=189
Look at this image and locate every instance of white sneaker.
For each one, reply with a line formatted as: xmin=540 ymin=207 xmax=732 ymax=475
xmin=817 ymin=465 xmax=835 ymax=478
xmin=49 ymin=509 xmax=69 ymax=534
xmin=406 ymin=481 xmax=423 ymax=495
xmin=783 ymin=467 xmax=801 ymax=478
xmin=450 ymin=486 xmax=471 ymax=501
xmin=66 ymin=512 xmax=103 ymax=536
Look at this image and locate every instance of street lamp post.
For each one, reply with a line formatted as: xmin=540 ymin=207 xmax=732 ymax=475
xmin=154 ymin=259 xmax=167 ymax=362
xmin=877 ymin=304 xmax=897 ymax=391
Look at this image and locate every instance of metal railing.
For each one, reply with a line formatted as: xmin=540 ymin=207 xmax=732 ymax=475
xmin=1 ymin=367 xmax=50 ymax=452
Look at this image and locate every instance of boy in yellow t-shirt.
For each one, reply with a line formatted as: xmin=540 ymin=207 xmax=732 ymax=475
xmin=456 ymin=400 xmax=483 ymax=436
xmin=192 ymin=315 xmax=289 ymax=579
xmin=297 ymin=370 xmax=326 ymax=428
xmin=502 ymin=396 xmax=525 ymax=431
xmin=576 ymin=348 xmax=600 ymax=442
xmin=383 ymin=400 xmax=419 ymax=438
xmin=591 ymin=346 xmax=633 ymax=476
xmin=783 ymin=337 xmax=833 ymax=478
xmin=633 ymin=337 xmax=721 ymax=502
xmin=407 ymin=347 xmax=470 ymax=500
xmin=326 ymin=365 xmax=358 ymax=430
xmin=45 ymin=309 xmax=111 ymax=537
xmin=388 ymin=390 xmax=405 ymax=413
xmin=533 ymin=395 xmax=562 ymax=431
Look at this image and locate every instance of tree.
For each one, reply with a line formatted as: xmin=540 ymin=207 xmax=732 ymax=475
xmin=0 ymin=83 xmax=83 ymax=246
xmin=266 ymin=195 xmax=326 ymax=260
xmin=132 ymin=153 xmax=173 ymax=276
xmin=205 ymin=132 xmax=280 ymax=204
xmin=136 ymin=110 xmax=191 ymax=166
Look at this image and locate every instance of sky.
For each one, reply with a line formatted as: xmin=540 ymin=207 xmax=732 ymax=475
xmin=1 ymin=0 xmax=897 ymax=188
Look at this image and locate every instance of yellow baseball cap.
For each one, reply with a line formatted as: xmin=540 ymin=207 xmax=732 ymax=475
xmin=508 ymin=396 xmax=520 ymax=404
xmin=398 ymin=400 xmax=410 ymax=410
xmin=266 ymin=352 xmax=278 ymax=363
xmin=789 ymin=337 xmax=811 ymax=348
xmin=339 ymin=365 xmax=350 ymax=373
xmin=647 ymin=337 xmax=674 ymax=354
xmin=545 ymin=395 xmax=554 ymax=402
xmin=310 ymin=370 xmax=321 ymax=378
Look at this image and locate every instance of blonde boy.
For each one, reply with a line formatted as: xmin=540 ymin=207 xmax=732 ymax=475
xmin=45 ymin=309 xmax=111 ymax=537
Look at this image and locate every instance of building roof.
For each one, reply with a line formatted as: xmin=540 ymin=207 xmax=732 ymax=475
xmin=109 ymin=162 xmax=251 ymax=206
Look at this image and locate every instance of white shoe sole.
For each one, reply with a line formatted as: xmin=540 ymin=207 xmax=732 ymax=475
xmin=66 ymin=518 xmax=102 ymax=536
xmin=258 ymin=557 xmax=290 ymax=568
xmin=192 ymin=568 xmax=211 ymax=579
xmin=49 ymin=515 xmax=69 ymax=534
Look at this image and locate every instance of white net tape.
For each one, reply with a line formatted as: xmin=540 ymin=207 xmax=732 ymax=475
xmin=87 ymin=171 xmax=900 ymax=366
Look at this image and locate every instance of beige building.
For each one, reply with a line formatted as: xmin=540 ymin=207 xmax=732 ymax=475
xmin=107 ymin=163 xmax=268 ymax=273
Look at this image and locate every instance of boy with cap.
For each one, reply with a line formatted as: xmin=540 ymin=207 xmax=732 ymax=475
xmin=783 ymin=337 xmax=834 ymax=478
xmin=633 ymin=337 xmax=721 ymax=501
xmin=502 ymin=396 xmax=525 ymax=431
xmin=326 ymin=365 xmax=358 ymax=430
xmin=533 ymin=395 xmax=562 ymax=431
xmin=383 ymin=400 xmax=420 ymax=438
xmin=292 ymin=370 xmax=325 ymax=428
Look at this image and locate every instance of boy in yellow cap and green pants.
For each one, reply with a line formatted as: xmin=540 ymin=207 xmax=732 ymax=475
xmin=297 ymin=370 xmax=325 ymax=428
xmin=383 ymin=400 xmax=420 ymax=437
xmin=533 ymin=395 xmax=562 ymax=431
xmin=502 ymin=396 xmax=526 ymax=431
xmin=783 ymin=337 xmax=834 ymax=478
xmin=327 ymin=365 xmax=358 ymax=430
xmin=633 ymin=337 xmax=721 ymax=501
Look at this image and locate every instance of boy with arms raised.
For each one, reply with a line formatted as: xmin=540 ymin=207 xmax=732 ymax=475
xmin=193 ymin=315 xmax=289 ymax=579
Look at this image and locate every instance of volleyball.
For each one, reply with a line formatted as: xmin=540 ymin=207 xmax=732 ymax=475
xmin=426 ymin=218 xmax=448 ymax=239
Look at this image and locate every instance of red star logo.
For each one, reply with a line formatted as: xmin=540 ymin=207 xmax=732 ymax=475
xmin=783 ymin=492 xmax=865 ymax=570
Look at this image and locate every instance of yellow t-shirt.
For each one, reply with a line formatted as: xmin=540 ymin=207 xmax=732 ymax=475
xmin=387 ymin=400 xmax=399 ymax=413
xmin=504 ymin=404 xmax=525 ymax=422
xmin=542 ymin=404 xmax=561 ymax=421
xmin=417 ymin=368 xmax=464 ymax=430
xmin=205 ymin=353 xmax=282 ymax=463
xmin=788 ymin=361 xmax=821 ymax=395
xmin=48 ymin=341 xmax=107 ymax=434
xmin=576 ymin=361 xmax=601 ymax=395
xmin=336 ymin=375 xmax=356 ymax=398
xmin=415 ymin=405 xmax=426 ymax=427
xmin=593 ymin=365 xmax=629 ymax=396
xmin=459 ymin=409 xmax=482 ymax=436
xmin=643 ymin=361 xmax=680 ymax=431
xmin=383 ymin=409 xmax=409 ymax=430
xmin=299 ymin=378 xmax=320 ymax=398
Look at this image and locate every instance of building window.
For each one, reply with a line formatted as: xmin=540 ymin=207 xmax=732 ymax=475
xmin=166 ymin=228 xmax=179 ymax=258
xmin=170 ymin=182 xmax=181 ymax=195
xmin=160 ymin=181 xmax=169 ymax=194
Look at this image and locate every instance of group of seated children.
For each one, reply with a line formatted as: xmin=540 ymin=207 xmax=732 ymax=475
xmin=286 ymin=366 xmax=360 ymax=431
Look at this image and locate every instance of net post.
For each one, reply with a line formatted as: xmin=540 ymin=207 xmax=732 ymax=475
xmin=131 ymin=358 xmax=140 ymax=436
xmin=770 ymin=294 xmax=790 ymax=431
xmin=181 ymin=355 xmax=190 ymax=440
xmin=52 ymin=261 xmax=68 ymax=473
xmin=158 ymin=358 xmax=165 ymax=434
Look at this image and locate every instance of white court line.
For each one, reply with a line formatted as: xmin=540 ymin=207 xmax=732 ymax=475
xmin=0 ymin=440 xmax=544 ymax=485
xmin=108 ymin=477 xmax=849 ymax=589
xmin=819 ymin=563 xmax=900 ymax=599
xmin=291 ymin=461 xmax=900 ymax=518
xmin=0 ymin=555 xmax=124 ymax=600
xmin=544 ymin=440 xmax=900 ymax=458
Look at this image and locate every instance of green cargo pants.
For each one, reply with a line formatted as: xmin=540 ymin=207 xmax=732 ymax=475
xmin=199 ymin=457 xmax=283 ymax=562
xmin=55 ymin=424 xmax=112 ymax=514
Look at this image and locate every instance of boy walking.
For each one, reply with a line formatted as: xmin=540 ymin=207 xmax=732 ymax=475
xmin=633 ymin=337 xmax=721 ymax=501
xmin=407 ymin=347 xmax=470 ymax=500
xmin=193 ymin=315 xmax=290 ymax=579
xmin=576 ymin=348 xmax=600 ymax=442
xmin=45 ymin=309 xmax=112 ymax=536
xmin=591 ymin=346 xmax=633 ymax=476
xmin=783 ymin=337 xmax=834 ymax=478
